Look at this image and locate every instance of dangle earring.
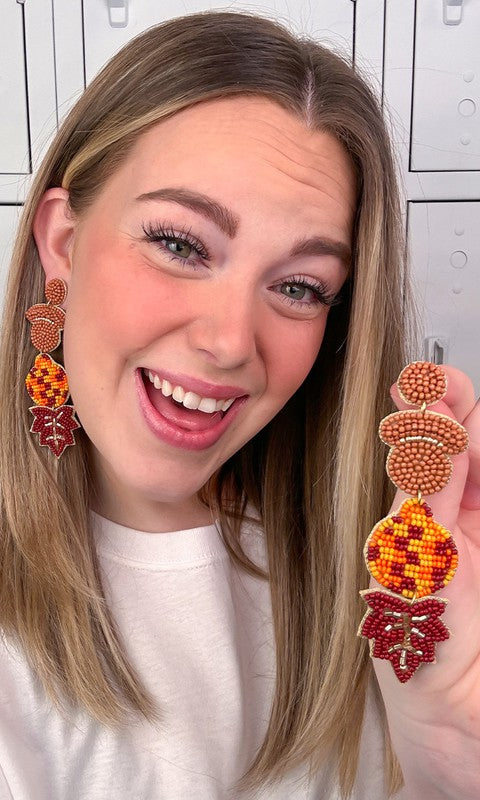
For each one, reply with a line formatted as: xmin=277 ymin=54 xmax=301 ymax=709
xmin=359 ymin=361 xmax=468 ymax=682
xmin=25 ymin=278 xmax=80 ymax=457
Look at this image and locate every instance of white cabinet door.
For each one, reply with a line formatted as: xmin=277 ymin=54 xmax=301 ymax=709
xmin=80 ymin=0 xmax=355 ymax=83
xmin=384 ymin=0 xmax=480 ymax=200
xmin=411 ymin=1 xmax=480 ymax=172
xmin=0 ymin=2 xmax=30 ymax=175
xmin=0 ymin=205 xmax=22 ymax=308
xmin=0 ymin=0 xmax=57 ymax=204
xmin=354 ymin=0 xmax=385 ymax=99
xmin=408 ymin=201 xmax=480 ymax=393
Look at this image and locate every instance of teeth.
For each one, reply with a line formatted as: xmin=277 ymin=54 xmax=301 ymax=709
xmin=161 ymin=380 xmax=173 ymax=397
xmin=198 ymin=397 xmax=217 ymax=413
xmin=172 ymin=385 xmax=185 ymax=403
xmin=183 ymin=391 xmax=201 ymax=410
xmin=145 ymin=371 xmax=236 ymax=414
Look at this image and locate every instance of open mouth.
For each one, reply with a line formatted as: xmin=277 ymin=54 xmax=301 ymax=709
xmin=140 ymin=369 xmax=241 ymax=433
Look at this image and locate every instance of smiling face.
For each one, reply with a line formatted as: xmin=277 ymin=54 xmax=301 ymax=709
xmin=37 ymin=96 xmax=356 ymax=531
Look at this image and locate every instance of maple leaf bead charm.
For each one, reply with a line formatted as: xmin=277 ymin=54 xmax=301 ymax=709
xmin=359 ymin=591 xmax=449 ymax=681
xmin=29 ymin=406 xmax=80 ymax=458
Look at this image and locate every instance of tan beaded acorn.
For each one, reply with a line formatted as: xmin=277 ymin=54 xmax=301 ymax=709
xmin=379 ymin=365 xmax=468 ymax=496
xmin=25 ymin=278 xmax=66 ymax=352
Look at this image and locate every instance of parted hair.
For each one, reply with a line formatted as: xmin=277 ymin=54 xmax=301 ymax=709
xmin=0 ymin=11 xmax=409 ymax=797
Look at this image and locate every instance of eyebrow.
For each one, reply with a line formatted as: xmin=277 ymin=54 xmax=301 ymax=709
xmin=137 ymin=188 xmax=239 ymax=238
xmin=136 ymin=187 xmax=351 ymax=269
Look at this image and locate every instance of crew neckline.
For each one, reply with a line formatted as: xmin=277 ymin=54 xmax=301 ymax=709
xmin=91 ymin=511 xmax=226 ymax=568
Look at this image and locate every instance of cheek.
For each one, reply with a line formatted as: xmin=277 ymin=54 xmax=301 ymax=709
xmin=67 ymin=235 xmax=189 ymax=354
xmin=265 ymin=316 xmax=328 ymax=400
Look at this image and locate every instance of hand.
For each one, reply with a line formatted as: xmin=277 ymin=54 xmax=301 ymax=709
xmin=373 ymin=366 xmax=480 ymax=799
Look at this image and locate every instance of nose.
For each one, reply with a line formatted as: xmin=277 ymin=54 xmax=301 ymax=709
xmin=187 ymin=284 xmax=258 ymax=370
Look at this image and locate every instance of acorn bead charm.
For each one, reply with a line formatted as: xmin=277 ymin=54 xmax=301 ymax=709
xmin=358 ymin=362 xmax=468 ymax=682
xmin=25 ymin=279 xmax=80 ymax=457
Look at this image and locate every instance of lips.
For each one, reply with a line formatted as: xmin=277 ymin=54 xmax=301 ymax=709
xmin=136 ymin=369 xmax=248 ymax=451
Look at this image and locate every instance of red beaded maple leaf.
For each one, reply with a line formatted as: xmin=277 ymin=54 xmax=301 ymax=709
xmin=29 ymin=405 xmax=80 ymax=458
xmin=359 ymin=590 xmax=449 ymax=681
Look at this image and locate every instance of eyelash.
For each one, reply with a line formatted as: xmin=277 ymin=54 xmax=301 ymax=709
xmin=141 ymin=222 xmax=342 ymax=309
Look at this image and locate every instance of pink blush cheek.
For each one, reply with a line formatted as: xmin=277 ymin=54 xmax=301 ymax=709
xmin=264 ymin=318 xmax=328 ymax=400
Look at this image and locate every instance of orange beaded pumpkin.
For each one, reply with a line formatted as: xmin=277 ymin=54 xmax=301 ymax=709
xmin=365 ymin=497 xmax=458 ymax=600
xmin=25 ymin=353 xmax=69 ymax=409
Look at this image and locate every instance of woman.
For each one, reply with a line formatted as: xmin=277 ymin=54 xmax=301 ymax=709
xmin=0 ymin=11 xmax=478 ymax=800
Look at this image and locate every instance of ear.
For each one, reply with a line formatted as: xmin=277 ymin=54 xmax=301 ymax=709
xmin=33 ymin=188 xmax=76 ymax=295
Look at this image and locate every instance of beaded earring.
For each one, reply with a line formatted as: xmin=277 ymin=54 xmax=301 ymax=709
xmin=359 ymin=361 xmax=468 ymax=682
xmin=25 ymin=278 xmax=80 ymax=457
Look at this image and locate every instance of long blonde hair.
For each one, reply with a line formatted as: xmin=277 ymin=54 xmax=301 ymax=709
xmin=0 ymin=11 xmax=409 ymax=797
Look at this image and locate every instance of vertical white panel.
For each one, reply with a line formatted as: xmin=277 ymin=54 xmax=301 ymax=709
xmin=382 ymin=0 xmax=415 ymax=179
xmin=383 ymin=0 xmax=480 ymax=199
xmin=0 ymin=2 xmax=30 ymax=174
xmin=411 ymin=1 xmax=480 ymax=171
xmin=0 ymin=0 xmax=57 ymax=203
xmin=0 ymin=205 xmax=22 ymax=309
xmin=23 ymin=0 xmax=58 ymax=170
xmin=408 ymin=201 xmax=480 ymax=393
xmin=354 ymin=0 xmax=385 ymax=100
xmin=52 ymin=0 xmax=85 ymax=123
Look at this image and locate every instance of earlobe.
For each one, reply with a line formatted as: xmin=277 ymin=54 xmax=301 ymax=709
xmin=33 ymin=188 xmax=76 ymax=292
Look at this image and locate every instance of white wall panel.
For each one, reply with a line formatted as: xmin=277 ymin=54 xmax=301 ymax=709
xmin=384 ymin=0 xmax=480 ymax=199
xmin=0 ymin=205 xmax=22 ymax=307
xmin=411 ymin=1 xmax=480 ymax=172
xmin=0 ymin=3 xmax=30 ymax=174
xmin=0 ymin=0 xmax=57 ymax=204
xmin=52 ymin=0 xmax=85 ymax=123
xmin=80 ymin=0 xmax=354 ymax=83
xmin=408 ymin=201 xmax=480 ymax=393
xmin=354 ymin=0 xmax=385 ymax=100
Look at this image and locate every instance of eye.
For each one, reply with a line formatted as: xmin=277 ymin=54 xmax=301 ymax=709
xmin=142 ymin=222 xmax=210 ymax=265
xmin=280 ymin=284 xmax=311 ymax=302
xmin=165 ymin=238 xmax=194 ymax=259
xmin=275 ymin=275 xmax=342 ymax=309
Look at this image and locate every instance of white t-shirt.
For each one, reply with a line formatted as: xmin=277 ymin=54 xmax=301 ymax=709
xmin=0 ymin=515 xmax=401 ymax=799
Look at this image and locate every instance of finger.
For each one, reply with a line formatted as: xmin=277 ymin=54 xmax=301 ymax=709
xmin=462 ymin=397 xmax=480 ymax=511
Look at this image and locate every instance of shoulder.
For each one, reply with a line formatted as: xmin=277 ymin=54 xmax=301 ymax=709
xmin=0 ymin=634 xmax=51 ymax=799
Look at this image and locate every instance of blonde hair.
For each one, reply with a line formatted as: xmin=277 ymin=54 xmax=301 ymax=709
xmin=0 ymin=11 xmax=410 ymax=797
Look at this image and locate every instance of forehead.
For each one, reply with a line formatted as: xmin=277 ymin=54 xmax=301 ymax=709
xmin=112 ymin=96 xmax=356 ymax=237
